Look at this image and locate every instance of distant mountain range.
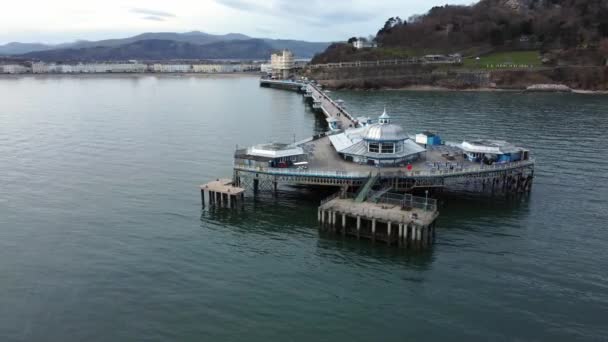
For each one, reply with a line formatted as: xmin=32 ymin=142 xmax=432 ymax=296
xmin=0 ymin=31 xmax=331 ymax=61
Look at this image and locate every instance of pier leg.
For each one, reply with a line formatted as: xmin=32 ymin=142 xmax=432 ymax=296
xmin=227 ymin=194 xmax=232 ymax=208
xmin=356 ymin=216 xmax=361 ymax=240
xmin=387 ymin=222 xmax=392 ymax=246
xmin=321 ymin=209 xmax=325 ymax=226
xmin=318 ymin=208 xmax=321 ymax=222
xmin=422 ymin=226 xmax=428 ymax=247
xmin=371 ymin=218 xmax=376 ymax=243
xmin=398 ymin=224 xmax=403 ymax=247
xmin=253 ymin=178 xmax=259 ymax=193
xmin=332 ymin=211 xmax=337 ymax=232
xmin=201 ymin=189 xmax=205 ymax=208
xmin=404 ymin=224 xmax=409 ymax=247
xmin=342 ymin=213 xmax=346 ymax=236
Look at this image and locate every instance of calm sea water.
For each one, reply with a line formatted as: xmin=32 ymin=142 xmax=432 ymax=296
xmin=1 ymin=75 xmax=607 ymax=341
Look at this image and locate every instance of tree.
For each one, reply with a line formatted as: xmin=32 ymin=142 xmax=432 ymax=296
xmin=490 ymin=28 xmax=505 ymax=46
xmin=600 ymin=38 xmax=608 ymax=64
xmin=347 ymin=37 xmax=358 ymax=44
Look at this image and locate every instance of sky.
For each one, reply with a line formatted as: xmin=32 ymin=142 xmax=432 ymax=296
xmin=0 ymin=0 xmax=476 ymax=44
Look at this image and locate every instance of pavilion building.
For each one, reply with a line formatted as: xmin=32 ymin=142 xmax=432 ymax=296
xmin=329 ymin=109 xmax=426 ymax=166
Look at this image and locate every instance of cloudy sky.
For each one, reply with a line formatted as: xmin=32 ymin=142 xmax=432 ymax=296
xmin=0 ymin=0 xmax=475 ymax=44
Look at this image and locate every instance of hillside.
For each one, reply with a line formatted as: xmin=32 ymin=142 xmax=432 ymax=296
xmin=312 ymin=0 xmax=608 ymax=65
xmin=1 ymin=31 xmax=330 ymax=60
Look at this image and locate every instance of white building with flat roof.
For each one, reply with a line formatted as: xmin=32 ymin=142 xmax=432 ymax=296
xmin=270 ymin=49 xmax=295 ymax=79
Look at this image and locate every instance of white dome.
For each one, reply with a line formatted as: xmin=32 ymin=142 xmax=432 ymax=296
xmin=364 ymin=124 xmax=407 ymax=141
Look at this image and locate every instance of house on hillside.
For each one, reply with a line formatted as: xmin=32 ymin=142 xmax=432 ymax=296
xmin=351 ymin=38 xmax=377 ymax=50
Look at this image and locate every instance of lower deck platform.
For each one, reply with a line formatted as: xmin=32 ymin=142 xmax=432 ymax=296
xmin=318 ymin=194 xmax=439 ymax=249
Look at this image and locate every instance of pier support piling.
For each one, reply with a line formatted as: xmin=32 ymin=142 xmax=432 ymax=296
xmin=371 ymin=218 xmax=376 ymax=242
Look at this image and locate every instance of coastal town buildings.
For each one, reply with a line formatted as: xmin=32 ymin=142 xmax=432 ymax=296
xmin=260 ymin=63 xmax=272 ymax=74
xmin=4 ymin=61 xmax=262 ymax=74
xmin=0 ymin=64 xmax=29 ymax=74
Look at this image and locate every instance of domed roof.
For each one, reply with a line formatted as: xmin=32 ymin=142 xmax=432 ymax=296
xmin=364 ymin=123 xmax=408 ymax=141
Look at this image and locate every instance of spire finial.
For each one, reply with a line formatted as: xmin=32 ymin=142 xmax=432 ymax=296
xmin=379 ymin=106 xmax=390 ymax=124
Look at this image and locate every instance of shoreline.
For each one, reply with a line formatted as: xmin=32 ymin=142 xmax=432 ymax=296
xmin=0 ymin=72 xmax=261 ymax=79
xmin=322 ymin=84 xmax=608 ymax=95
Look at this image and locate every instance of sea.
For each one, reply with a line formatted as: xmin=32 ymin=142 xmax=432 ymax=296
xmin=1 ymin=74 xmax=607 ymax=341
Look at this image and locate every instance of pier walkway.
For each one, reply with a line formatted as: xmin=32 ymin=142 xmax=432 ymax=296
xmin=307 ymin=83 xmax=358 ymax=130
xmin=259 ymin=78 xmax=306 ymax=92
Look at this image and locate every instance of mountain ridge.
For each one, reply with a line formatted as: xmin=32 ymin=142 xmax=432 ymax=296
xmin=0 ymin=31 xmax=330 ymax=59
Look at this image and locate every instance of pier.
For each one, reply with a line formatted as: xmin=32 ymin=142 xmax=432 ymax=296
xmin=319 ymin=191 xmax=438 ymax=248
xmin=306 ymin=83 xmax=358 ymax=130
xmin=259 ymin=78 xmax=358 ymax=130
xmin=259 ymin=78 xmax=307 ymax=92
xmin=202 ymin=77 xmax=536 ymax=249
xmin=200 ymin=179 xmax=245 ymax=208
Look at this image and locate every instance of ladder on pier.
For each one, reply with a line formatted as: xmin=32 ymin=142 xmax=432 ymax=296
xmin=354 ymin=173 xmax=379 ymax=203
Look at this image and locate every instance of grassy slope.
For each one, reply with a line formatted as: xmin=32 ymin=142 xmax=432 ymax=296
xmin=462 ymin=51 xmax=542 ymax=68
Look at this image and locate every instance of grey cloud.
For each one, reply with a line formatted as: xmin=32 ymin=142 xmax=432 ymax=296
xmin=142 ymin=16 xmax=166 ymax=22
xmin=215 ymin=0 xmax=370 ymax=26
xmin=214 ymin=0 xmax=267 ymax=12
xmin=130 ymin=8 xmax=176 ymax=18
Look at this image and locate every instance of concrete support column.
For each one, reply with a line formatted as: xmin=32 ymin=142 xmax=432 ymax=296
xmin=404 ymin=224 xmax=409 ymax=245
xmin=321 ymin=210 xmax=325 ymax=225
xmin=398 ymin=224 xmax=403 ymax=247
xmin=422 ymin=226 xmax=427 ymax=246
xmin=317 ymin=208 xmax=321 ymax=222
xmin=227 ymin=194 xmax=231 ymax=208
xmin=342 ymin=213 xmax=346 ymax=236
xmin=387 ymin=222 xmax=392 ymax=246
xmin=371 ymin=218 xmax=376 ymax=242
xmin=332 ymin=211 xmax=337 ymax=230
xmin=356 ymin=216 xmax=361 ymax=239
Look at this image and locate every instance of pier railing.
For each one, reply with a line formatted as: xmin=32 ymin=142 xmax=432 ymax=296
xmin=234 ymin=164 xmax=370 ymax=179
xmin=343 ymin=192 xmax=437 ymax=212
xmin=234 ymin=159 xmax=534 ymax=180
xmin=309 ymin=57 xmax=462 ymax=70
xmin=308 ymin=84 xmax=357 ymax=125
